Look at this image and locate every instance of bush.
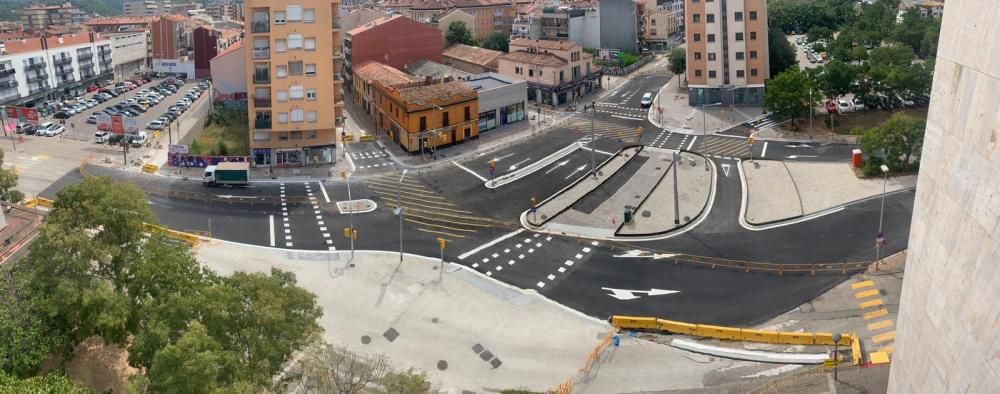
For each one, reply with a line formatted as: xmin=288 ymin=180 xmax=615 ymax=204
xmin=862 ymin=156 xmax=885 ymax=177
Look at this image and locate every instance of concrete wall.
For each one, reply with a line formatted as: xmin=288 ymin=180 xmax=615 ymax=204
xmin=210 ymin=45 xmax=246 ymax=95
xmin=887 ymin=0 xmax=1000 ymax=392
xmin=599 ymin=0 xmax=638 ymax=54
xmin=568 ymin=10 xmax=600 ymax=50
xmin=351 ymin=17 xmax=442 ymax=73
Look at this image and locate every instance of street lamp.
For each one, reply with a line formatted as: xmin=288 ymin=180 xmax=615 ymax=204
xmin=589 ymin=100 xmax=596 ymax=177
xmin=346 ymin=175 xmax=355 ymax=260
xmin=875 ymin=164 xmax=890 ymax=270
xmin=395 ymin=169 xmax=408 ymax=262
xmin=831 ymin=333 xmax=842 ymax=381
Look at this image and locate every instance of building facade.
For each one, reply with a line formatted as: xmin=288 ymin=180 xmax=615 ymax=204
xmin=209 ymin=42 xmax=247 ymax=97
xmin=684 ymin=0 xmax=769 ymax=106
xmin=192 ymin=26 xmax=219 ymax=79
xmin=428 ymin=9 xmax=476 ymax=46
xmin=887 ymin=0 xmax=999 ymax=392
xmin=642 ymin=0 xmax=684 ymax=51
xmin=371 ymin=78 xmax=479 ymax=153
xmin=343 ymin=15 xmax=442 ymax=95
xmin=20 ymin=3 xmax=87 ymax=32
xmin=442 ymin=43 xmax=502 ymax=74
xmin=339 ymin=8 xmax=385 ymax=32
xmin=246 ymin=0 xmax=344 ymax=167
xmin=351 ymin=61 xmax=420 ymax=117
xmin=108 ymin=31 xmax=149 ymax=79
xmin=0 ymin=33 xmax=113 ymax=107
xmin=497 ymin=38 xmax=600 ymax=106
xmin=464 ymin=72 xmax=526 ymax=132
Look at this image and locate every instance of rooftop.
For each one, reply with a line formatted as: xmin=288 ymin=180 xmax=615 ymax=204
xmin=1 ymin=33 xmax=108 ymax=55
xmin=498 ymin=50 xmax=567 ymax=67
xmin=443 ymin=43 xmax=503 ymax=67
xmin=396 ymin=80 xmax=476 ymax=106
xmin=85 ymin=15 xmax=186 ymax=26
xmin=509 ymin=37 xmax=579 ymax=51
xmin=355 ymin=61 xmax=422 ymax=86
xmin=406 ymin=59 xmax=471 ymax=79
xmin=346 ymin=14 xmax=405 ymax=36
xmin=210 ymin=40 xmax=243 ymax=61
xmin=464 ymin=72 xmax=523 ymax=90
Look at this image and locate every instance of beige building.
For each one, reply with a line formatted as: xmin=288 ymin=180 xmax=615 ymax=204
xmin=685 ymin=0 xmax=768 ymax=106
xmin=497 ymin=38 xmax=599 ymax=106
xmin=246 ymin=0 xmax=344 ymax=167
xmin=351 ymin=61 xmax=420 ymax=117
xmin=642 ymin=0 xmax=683 ymax=51
xmin=443 ymin=43 xmax=502 ymax=73
xmin=428 ymin=8 xmax=476 ymax=46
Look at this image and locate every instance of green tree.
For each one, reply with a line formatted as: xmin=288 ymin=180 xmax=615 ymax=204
xmin=213 ymin=137 xmax=228 ymax=156
xmin=445 ymin=21 xmax=478 ymax=47
xmin=869 ymin=45 xmax=915 ymax=67
xmin=768 ymin=27 xmax=799 ymax=78
xmin=0 ymin=150 xmax=24 ymax=203
xmin=189 ymin=138 xmax=203 ymax=155
xmin=482 ymin=32 xmax=509 ymax=52
xmin=668 ymin=47 xmax=686 ymax=84
xmin=859 ymin=113 xmax=926 ymax=171
xmin=819 ymin=60 xmax=856 ymax=99
xmin=0 ymin=372 xmax=90 ymax=393
xmin=148 ymin=321 xmax=237 ymax=393
xmin=807 ymin=26 xmax=834 ymax=43
xmin=380 ymin=368 xmax=431 ymax=393
xmin=764 ymin=68 xmax=819 ymax=131
xmin=0 ymin=268 xmax=70 ymax=377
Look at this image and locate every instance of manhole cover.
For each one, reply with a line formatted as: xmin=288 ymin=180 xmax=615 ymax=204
xmin=360 ymin=335 xmax=371 ymax=344
xmin=642 ymin=210 xmax=651 ymax=217
xmin=383 ymin=327 xmax=399 ymax=342
xmin=472 ymin=343 xmax=484 ymax=354
xmin=480 ymin=350 xmax=494 ymax=361
xmin=437 ymin=360 xmax=448 ymax=371
xmin=490 ymin=358 xmax=503 ymax=369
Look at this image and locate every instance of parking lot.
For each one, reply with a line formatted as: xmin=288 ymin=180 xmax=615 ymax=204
xmin=1 ymin=77 xmax=212 ymax=196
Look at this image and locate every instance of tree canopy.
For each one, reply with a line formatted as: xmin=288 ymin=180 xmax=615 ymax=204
xmin=445 ymin=21 xmax=478 ymax=47
xmin=668 ymin=47 xmax=686 ymax=82
xmin=768 ymin=28 xmax=799 ymax=77
xmin=858 ymin=113 xmax=926 ymax=172
xmin=767 ymin=0 xmax=858 ymax=34
xmin=0 ymin=150 xmax=24 ymax=203
xmin=764 ymin=68 xmax=819 ymax=130
xmin=482 ymin=32 xmax=509 ymax=52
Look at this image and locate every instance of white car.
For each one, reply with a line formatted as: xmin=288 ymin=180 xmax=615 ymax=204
xmin=837 ymin=99 xmax=852 ymax=113
xmin=146 ymin=120 xmax=166 ymax=130
xmin=640 ymin=92 xmax=654 ymax=107
xmin=39 ymin=122 xmax=65 ymax=136
xmin=851 ymin=97 xmax=866 ymax=111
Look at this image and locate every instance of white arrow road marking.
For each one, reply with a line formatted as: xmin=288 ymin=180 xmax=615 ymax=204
xmin=565 ymin=164 xmax=587 ymax=180
xmin=721 ymin=163 xmax=731 ymax=177
xmin=544 ymin=159 xmax=570 ymax=174
xmin=491 ymin=153 xmax=515 ymax=163
xmin=785 ymin=143 xmax=814 ymax=148
xmin=612 ymin=250 xmax=678 ymax=260
xmin=601 ymin=287 xmax=681 ymax=301
xmin=786 ymin=155 xmax=818 ymax=159
xmin=508 ymin=158 xmax=531 ymax=171
xmin=761 ymin=141 xmax=769 ymax=158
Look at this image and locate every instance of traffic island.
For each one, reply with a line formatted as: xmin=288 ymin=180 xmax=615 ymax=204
xmin=616 ymin=151 xmax=712 ymax=236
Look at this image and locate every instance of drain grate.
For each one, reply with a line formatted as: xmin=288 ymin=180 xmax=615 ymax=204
xmin=361 ymin=335 xmax=371 ymax=345
xmin=383 ymin=327 xmax=399 ymax=342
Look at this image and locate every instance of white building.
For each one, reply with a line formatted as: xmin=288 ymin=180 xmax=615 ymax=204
xmin=108 ymin=31 xmax=149 ymax=79
xmin=0 ymin=33 xmax=113 ymax=107
xmin=122 ymin=0 xmax=174 ymax=16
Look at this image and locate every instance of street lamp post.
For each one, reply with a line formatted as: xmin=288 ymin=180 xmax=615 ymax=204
xmin=589 ymin=101 xmax=596 ymax=177
xmin=702 ymin=101 xmax=723 ymax=168
xmin=347 ymin=175 xmax=354 ymax=260
xmin=832 ymin=333 xmax=842 ymax=381
xmin=875 ymin=164 xmax=890 ymax=270
xmin=396 ymin=169 xmax=408 ymax=262
xmin=809 ymin=88 xmax=814 ymax=133
xmin=672 ymin=151 xmax=680 ymax=225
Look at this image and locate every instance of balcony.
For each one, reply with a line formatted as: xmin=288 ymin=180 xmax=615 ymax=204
xmin=251 ymin=20 xmax=270 ymax=33
xmin=254 ymin=118 xmax=272 ymax=129
xmin=24 ymin=61 xmax=46 ymax=70
xmin=26 ymin=72 xmax=48 ymax=82
xmin=29 ymin=86 xmax=48 ymax=95
xmin=253 ymin=96 xmax=271 ymax=107
xmin=252 ymin=47 xmax=270 ymax=59
xmin=253 ymin=69 xmax=270 ymax=84
xmin=53 ymin=56 xmax=72 ymax=66
xmin=98 ymin=46 xmax=111 ymax=55
xmin=0 ymin=68 xmax=14 ymax=78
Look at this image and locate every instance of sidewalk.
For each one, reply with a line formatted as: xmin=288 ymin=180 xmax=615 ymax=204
xmin=648 ymin=76 xmax=765 ymax=134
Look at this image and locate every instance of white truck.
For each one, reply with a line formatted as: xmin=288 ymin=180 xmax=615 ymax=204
xmin=203 ymin=162 xmax=251 ymax=187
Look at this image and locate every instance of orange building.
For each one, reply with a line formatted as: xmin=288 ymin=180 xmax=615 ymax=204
xmin=371 ymin=77 xmax=479 ymax=153
xmin=685 ymin=0 xmax=769 ymax=106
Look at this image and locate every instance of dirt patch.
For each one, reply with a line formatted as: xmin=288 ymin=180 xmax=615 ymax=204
xmin=778 ymin=108 xmax=928 ymax=135
xmin=62 ymin=336 xmax=137 ymax=393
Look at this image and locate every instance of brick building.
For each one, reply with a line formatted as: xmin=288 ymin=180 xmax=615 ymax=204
xmin=343 ymin=15 xmax=442 ymax=95
xmin=371 ymin=77 xmax=479 ymax=153
xmin=192 ymin=26 xmax=219 ymax=79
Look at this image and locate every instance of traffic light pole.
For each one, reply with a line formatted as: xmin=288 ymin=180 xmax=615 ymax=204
xmin=347 ymin=175 xmax=354 ymax=261
xmin=673 ymin=151 xmax=680 ymax=225
xmin=589 ymin=101 xmax=596 ymax=178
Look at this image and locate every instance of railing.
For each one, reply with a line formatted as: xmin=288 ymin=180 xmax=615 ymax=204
xmin=252 ymin=48 xmax=270 ymax=59
xmin=25 ymin=61 xmax=46 ymax=70
xmin=251 ymin=20 xmax=270 ymax=33
xmin=26 ymin=72 xmax=48 ymax=82
xmin=98 ymin=46 xmax=111 ymax=54
xmin=253 ymin=71 xmax=270 ymax=84
xmin=253 ymin=97 xmax=271 ymax=107
xmin=0 ymin=68 xmax=14 ymax=77
xmin=53 ymin=57 xmax=72 ymax=66
xmin=254 ymin=118 xmax=272 ymax=129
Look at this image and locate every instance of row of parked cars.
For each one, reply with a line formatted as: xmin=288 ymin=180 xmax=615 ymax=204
xmin=92 ymin=80 xmax=210 ymax=145
xmin=51 ymin=79 xmax=153 ymax=119
xmin=795 ymin=36 xmax=829 ymax=64
xmin=825 ymin=93 xmax=930 ymax=114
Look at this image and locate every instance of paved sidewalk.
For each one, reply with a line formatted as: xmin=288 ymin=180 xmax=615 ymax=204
xmin=648 ymin=75 xmax=765 ymax=134
xmin=619 ymin=151 xmax=711 ymax=235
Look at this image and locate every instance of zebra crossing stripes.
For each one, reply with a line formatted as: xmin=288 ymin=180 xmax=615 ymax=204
xmin=698 ymin=135 xmax=751 ymax=158
xmin=564 ymin=117 xmax=643 ymax=141
xmin=350 ymin=149 xmax=394 ymax=170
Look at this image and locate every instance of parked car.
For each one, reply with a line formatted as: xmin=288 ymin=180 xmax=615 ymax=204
xmin=16 ymin=123 xmax=37 ymax=135
xmin=640 ymin=92 xmax=654 ymax=107
xmin=851 ymin=97 xmax=865 ymax=111
xmin=146 ymin=120 xmax=165 ymax=130
xmin=129 ymin=131 xmax=149 ymax=147
xmin=837 ymin=99 xmax=852 ymax=113
xmin=87 ymin=115 xmax=98 ymax=124
xmin=53 ymin=110 xmax=72 ymax=119
xmin=95 ymin=131 xmax=111 ymax=143
xmin=38 ymin=122 xmax=65 ymax=136
xmin=127 ymin=104 xmax=146 ymax=113
xmin=86 ymin=85 xmax=100 ymax=93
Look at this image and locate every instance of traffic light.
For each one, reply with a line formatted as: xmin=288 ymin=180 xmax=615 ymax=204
xmin=530 ymin=196 xmax=537 ymax=207
xmin=438 ymin=238 xmax=447 ymax=251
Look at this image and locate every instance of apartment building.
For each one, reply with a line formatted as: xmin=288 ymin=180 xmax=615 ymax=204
xmin=343 ymin=15 xmax=442 ymax=95
xmin=351 ymin=61 xmax=420 ymax=117
xmin=246 ymin=0 xmax=344 ymax=167
xmin=20 ymin=3 xmax=87 ymax=32
xmin=206 ymin=1 xmax=245 ymax=21
xmin=685 ymin=0 xmax=768 ymax=106
xmin=642 ymin=0 xmax=683 ymax=51
xmin=107 ymin=31 xmax=149 ymax=78
xmin=371 ymin=77 xmax=479 ymax=153
xmin=513 ymin=0 xmax=640 ymax=55
xmin=442 ymin=43 xmax=502 ymax=73
xmin=497 ymin=38 xmax=600 ymax=105
xmin=382 ymin=0 xmax=528 ymax=42
xmin=0 ymin=33 xmax=113 ymax=107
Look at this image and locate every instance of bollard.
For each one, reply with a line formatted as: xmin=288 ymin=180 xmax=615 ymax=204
xmin=612 ymin=335 xmax=620 ymax=347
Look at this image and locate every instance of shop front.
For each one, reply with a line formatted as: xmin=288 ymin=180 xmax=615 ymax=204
xmin=252 ymin=145 xmax=335 ymax=168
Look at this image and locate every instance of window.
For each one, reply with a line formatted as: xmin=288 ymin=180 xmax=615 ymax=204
xmin=708 ymin=70 xmax=717 ymax=78
xmin=306 ymin=130 xmax=317 ymax=139
xmin=529 ymin=69 xmax=533 ymax=77
xmin=734 ymin=12 xmax=743 ymax=21
xmin=419 ymin=116 xmax=426 ymax=131
xmin=694 ymin=52 xmax=702 ymax=60
xmin=736 ymin=51 xmax=745 ymax=60
xmin=737 ymin=70 xmax=745 ymax=78
xmin=291 ymin=131 xmax=302 ymax=140
xmin=306 ymin=111 xmax=317 ymax=122
xmin=750 ymin=31 xmax=757 ymax=40
xmin=286 ymin=5 xmax=302 ymax=21
xmin=692 ymin=13 xmax=700 ymax=23
xmin=304 ymin=37 xmax=316 ymax=50
xmin=276 ymin=90 xmax=289 ymax=102
xmin=306 ymin=88 xmax=316 ymax=100
xmin=291 ymin=109 xmax=304 ymax=122
xmin=289 ymin=85 xmax=304 ymax=99
xmin=695 ymin=69 xmax=702 ymax=77
xmin=278 ymin=131 xmax=289 ymax=140
xmin=750 ymin=50 xmax=758 ymax=59
xmin=277 ymin=112 xmax=289 ymax=124
xmin=305 ymin=63 xmax=316 ymax=76
xmin=276 ymin=65 xmax=288 ymax=77
xmin=442 ymin=112 xmax=449 ymax=127
xmin=707 ymin=34 xmax=716 ymax=43
xmin=288 ymin=61 xmax=303 ymax=75
xmin=706 ymin=14 xmax=714 ymax=23
xmin=751 ymin=68 xmax=759 ymax=77
xmin=514 ymin=66 xmax=522 ymax=75
xmin=464 ymin=106 xmax=470 ymax=121
xmin=749 ymin=11 xmax=758 ymax=20
xmin=275 ymin=39 xmax=287 ymax=52
xmin=303 ymin=8 xmax=315 ymax=22
xmin=694 ymin=33 xmax=701 ymax=42
xmin=287 ymin=34 xmax=302 ymax=49
xmin=708 ymin=53 xmax=716 ymax=61
xmin=735 ymin=32 xmax=744 ymax=41
xmin=274 ymin=11 xmax=286 ymax=24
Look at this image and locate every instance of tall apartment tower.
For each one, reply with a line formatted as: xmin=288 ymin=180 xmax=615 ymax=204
xmin=684 ymin=0 xmax=768 ymax=106
xmin=246 ymin=0 xmax=344 ymax=168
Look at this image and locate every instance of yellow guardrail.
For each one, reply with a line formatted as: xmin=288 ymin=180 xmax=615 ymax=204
xmin=22 ymin=197 xmax=55 ymax=209
xmin=611 ymin=315 xmax=861 ymax=364
xmin=141 ymin=163 xmax=159 ymax=174
xmin=341 ymin=135 xmax=355 ymax=142
xmin=143 ymin=223 xmax=206 ymax=246
xmin=358 ymin=134 xmax=374 ymax=142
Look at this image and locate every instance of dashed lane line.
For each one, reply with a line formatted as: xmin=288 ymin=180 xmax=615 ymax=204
xmin=458 ymin=229 xmax=525 ymax=260
xmin=269 ymin=214 xmax=275 ymax=246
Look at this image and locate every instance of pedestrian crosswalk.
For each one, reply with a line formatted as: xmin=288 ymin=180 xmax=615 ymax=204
xmin=697 ymin=135 xmax=752 ymax=158
xmin=746 ymin=114 xmax=784 ymax=130
xmin=350 ymin=149 xmax=394 ymax=170
xmin=593 ymin=102 xmax=646 ymax=120
xmin=564 ymin=116 xmax=645 ymax=143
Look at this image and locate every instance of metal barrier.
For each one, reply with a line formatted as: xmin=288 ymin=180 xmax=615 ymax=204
xmin=610 ymin=315 xmax=862 ymax=365
xmin=23 ymin=197 xmax=55 ymax=209
xmin=554 ymin=330 xmax=615 ymax=394
xmin=143 ymin=223 xmax=207 ymax=246
xmin=358 ymin=135 xmax=374 ymax=142
xmin=141 ymin=163 xmax=159 ymax=174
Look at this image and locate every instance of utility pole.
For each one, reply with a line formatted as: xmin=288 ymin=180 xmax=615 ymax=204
xmin=809 ymin=88 xmax=814 ymax=133
xmin=347 ymin=174 xmax=354 ymax=260
xmin=396 ymin=169 xmax=408 ymax=262
xmin=589 ymin=100 xmax=596 ymax=177
xmin=875 ymin=164 xmax=889 ymax=270
xmin=672 ymin=151 xmax=680 ymax=225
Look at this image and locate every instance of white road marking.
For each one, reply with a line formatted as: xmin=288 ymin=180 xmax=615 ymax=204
xmin=536 ymin=282 xmax=546 ymax=288
xmin=601 ymin=287 xmax=681 ymax=301
xmin=565 ymin=260 xmax=575 ymax=266
xmin=761 ymin=142 xmax=769 ymax=158
xmin=269 ymin=215 xmax=275 ymax=247
xmin=496 ymin=266 xmax=502 ymax=271
xmin=318 ymin=181 xmax=331 ymax=202
xmin=547 ymin=274 xmax=556 ymax=280
xmin=611 ymin=114 xmax=644 ymax=121
xmin=575 ymin=254 xmax=583 ymax=259
xmin=457 ymin=228 xmax=525 ymax=260
xmin=508 ymin=158 xmax=531 ymax=171
xmin=544 ymin=159 xmax=570 ymax=174
xmin=687 ymin=136 xmax=698 ymax=151
xmin=565 ymin=164 xmax=587 ymax=179
xmin=582 ymin=247 xmax=591 ymax=253
xmin=452 ymin=160 xmax=488 ymax=182
xmin=508 ymin=260 xmax=515 ymax=265
xmin=558 ymin=267 xmax=566 ymax=273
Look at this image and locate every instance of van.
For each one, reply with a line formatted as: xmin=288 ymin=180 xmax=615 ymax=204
xmin=129 ymin=131 xmax=149 ymax=147
xmin=95 ymin=131 xmax=111 ymax=143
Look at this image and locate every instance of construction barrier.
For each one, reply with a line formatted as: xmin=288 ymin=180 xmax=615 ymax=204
xmin=610 ymin=315 xmax=862 ymax=365
xmin=141 ymin=163 xmax=159 ymax=174
xmin=143 ymin=223 xmax=205 ymax=246
xmin=358 ymin=135 xmax=374 ymax=142
xmin=23 ymin=197 xmax=55 ymax=209
xmin=341 ymin=135 xmax=354 ymax=142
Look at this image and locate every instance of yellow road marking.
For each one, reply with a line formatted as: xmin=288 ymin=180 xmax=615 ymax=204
xmin=380 ymin=198 xmax=477 ymax=215
xmin=398 ymin=206 xmax=493 ymax=224
xmin=364 ymin=177 xmax=438 ymax=193
xmin=415 ymin=227 xmax=467 ymax=238
xmin=403 ymin=211 xmax=491 ymax=228
xmin=863 ymin=308 xmax=889 ymax=320
xmin=858 ymin=299 xmax=884 ymax=309
xmin=851 ymin=280 xmax=875 ymax=289
xmin=855 ymin=289 xmax=880 ymax=299
xmin=872 ymin=331 xmax=896 ymax=343
xmin=868 ymin=351 xmax=890 ymax=364
xmin=405 ymin=218 xmax=478 ymax=232
xmin=877 ymin=345 xmax=894 ymax=353
xmin=867 ymin=320 xmax=893 ymax=331
xmin=368 ymin=189 xmax=462 ymax=209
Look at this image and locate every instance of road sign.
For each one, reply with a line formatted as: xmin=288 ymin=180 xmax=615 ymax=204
xmin=489 ymin=168 xmax=494 ymax=177
xmin=168 ymin=144 xmax=188 ymax=154
xmin=438 ymin=238 xmax=446 ymax=251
